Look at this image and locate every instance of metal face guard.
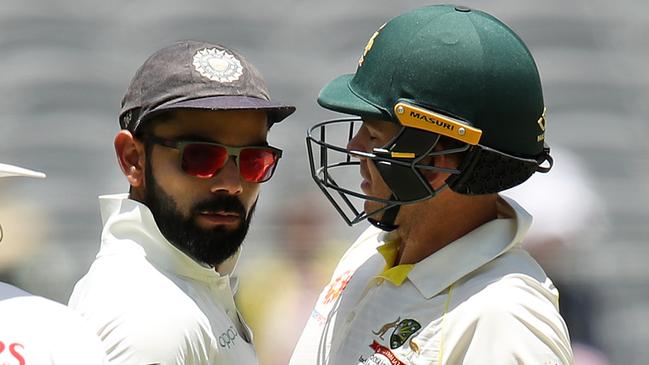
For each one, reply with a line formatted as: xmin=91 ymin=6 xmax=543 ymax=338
xmin=306 ymin=117 xmax=464 ymax=226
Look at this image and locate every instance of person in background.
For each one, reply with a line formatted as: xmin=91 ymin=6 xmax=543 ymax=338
xmin=0 ymin=162 xmax=107 ymax=364
xmin=236 ymin=193 xmax=346 ymax=365
xmin=504 ymin=147 xmax=612 ymax=365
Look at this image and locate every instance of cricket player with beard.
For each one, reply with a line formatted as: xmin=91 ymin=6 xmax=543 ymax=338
xmin=69 ymin=40 xmax=294 ymax=364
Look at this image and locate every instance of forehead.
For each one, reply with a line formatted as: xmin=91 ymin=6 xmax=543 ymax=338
xmin=150 ymin=109 xmax=269 ymax=145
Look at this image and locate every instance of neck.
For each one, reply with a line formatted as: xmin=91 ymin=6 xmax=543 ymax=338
xmin=395 ymin=192 xmax=498 ymax=265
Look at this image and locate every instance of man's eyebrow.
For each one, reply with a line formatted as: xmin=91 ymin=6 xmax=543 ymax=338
xmin=169 ymin=134 xmax=269 ymax=146
xmin=171 ymin=133 xmax=213 ymax=142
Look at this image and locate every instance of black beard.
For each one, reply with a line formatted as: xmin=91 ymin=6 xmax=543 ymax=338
xmin=143 ymin=163 xmax=256 ymax=267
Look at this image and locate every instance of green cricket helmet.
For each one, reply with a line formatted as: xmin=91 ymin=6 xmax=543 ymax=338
xmin=306 ymin=4 xmax=552 ymax=230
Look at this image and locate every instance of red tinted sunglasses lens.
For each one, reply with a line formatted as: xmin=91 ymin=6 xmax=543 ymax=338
xmin=181 ymin=143 xmax=228 ymax=178
xmin=239 ymin=148 xmax=279 ymax=182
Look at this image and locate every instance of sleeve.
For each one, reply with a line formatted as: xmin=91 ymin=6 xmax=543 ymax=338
xmin=10 ymin=296 xmax=110 ymax=365
xmin=50 ymin=313 xmax=110 ymax=365
xmin=440 ymin=279 xmax=574 ymax=365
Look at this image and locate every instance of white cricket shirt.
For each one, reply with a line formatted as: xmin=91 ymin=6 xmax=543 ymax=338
xmin=0 ymin=282 xmax=108 ymax=364
xmin=290 ymin=196 xmax=573 ymax=365
xmin=69 ymin=194 xmax=258 ymax=365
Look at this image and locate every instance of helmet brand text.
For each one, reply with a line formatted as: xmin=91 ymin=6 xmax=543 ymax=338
xmin=409 ymin=111 xmax=454 ymax=131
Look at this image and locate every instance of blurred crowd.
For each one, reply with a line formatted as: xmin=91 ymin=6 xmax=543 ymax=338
xmin=1 ymin=0 xmax=648 ymax=363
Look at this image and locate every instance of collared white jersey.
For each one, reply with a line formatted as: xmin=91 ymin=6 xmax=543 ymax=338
xmin=0 ymin=282 xmax=108 ymax=365
xmin=69 ymin=194 xmax=258 ymax=365
xmin=290 ymin=196 xmax=573 ymax=365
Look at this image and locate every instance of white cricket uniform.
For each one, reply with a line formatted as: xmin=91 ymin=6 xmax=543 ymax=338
xmin=290 ymin=196 xmax=573 ymax=365
xmin=0 ymin=282 xmax=108 ymax=365
xmin=69 ymin=194 xmax=258 ymax=365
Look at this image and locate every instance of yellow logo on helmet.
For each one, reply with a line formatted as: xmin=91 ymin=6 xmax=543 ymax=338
xmin=358 ymin=23 xmax=386 ymax=67
xmin=537 ymin=107 xmax=547 ymax=142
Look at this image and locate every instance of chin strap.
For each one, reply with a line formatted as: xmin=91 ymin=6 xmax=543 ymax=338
xmin=368 ymin=196 xmax=401 ymax=232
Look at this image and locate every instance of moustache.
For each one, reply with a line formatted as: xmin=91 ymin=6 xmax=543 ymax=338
xmin=192 ymin=195 xmax=247 ymax=218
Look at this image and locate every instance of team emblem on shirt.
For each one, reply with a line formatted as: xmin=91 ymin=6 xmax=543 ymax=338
xmin=389 ymin=319 xmax=421 ymax=349
xmin=372 ymin=317 xmax=401 ymax=339
xmin=193 ymin=48 xmax=244 ymax=83
xmin=359 ymin=318 xmax=422 ymax=365
xmin=373 ymin=317 xmax=422 ymax=349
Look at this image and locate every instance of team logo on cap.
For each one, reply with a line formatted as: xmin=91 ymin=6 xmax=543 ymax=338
xmin=358 ymin=23 xmax=386 ymax=67
xmin=193 ymin=48 xmax=244 ymax=83
xmin=537 ymin=107 xmax=547 ymax=142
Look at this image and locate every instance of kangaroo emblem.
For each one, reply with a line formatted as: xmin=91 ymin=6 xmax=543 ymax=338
xmin=372 ymin=317 xmax=401 ymax=340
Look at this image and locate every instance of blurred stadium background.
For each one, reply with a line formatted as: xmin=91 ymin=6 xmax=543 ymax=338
xmin=0 ymin=0 xmax=647 ymax=364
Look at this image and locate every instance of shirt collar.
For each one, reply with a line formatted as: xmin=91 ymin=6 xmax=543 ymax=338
xmin=97 ymin=193 xmax=240 ymax=282
xmin=375 ymin=195 xmax=531 ymax=298
xmin=376 ymin=239 xmax=414 ymax=286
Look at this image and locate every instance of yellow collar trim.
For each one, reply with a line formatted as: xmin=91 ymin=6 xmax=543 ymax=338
xmin=376 ymin=240 xmax=414 ymax=286
xmin=379 ymin=265 xmax=415 ymax=286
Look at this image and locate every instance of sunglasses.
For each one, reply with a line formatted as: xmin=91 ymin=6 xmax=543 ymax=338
xmin=146 ymin=135 xmax=282 ymax=183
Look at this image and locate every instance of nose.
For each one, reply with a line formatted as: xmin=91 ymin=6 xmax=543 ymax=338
xmin=346 ymin=127 xmax=370 ymax=158
xmin=209 ymin=156 xmax=243 ymax=195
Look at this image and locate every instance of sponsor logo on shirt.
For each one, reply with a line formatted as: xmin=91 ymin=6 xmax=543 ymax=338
xmin=218 ymin=326 xmax=239 ymax=349
xmin=311 ymin=309 xmax=328 ymax=326
xmin=0 ymin=341 xmax=26 ymax=365
xmin=322 ymin=270 xmax=353 ymax=305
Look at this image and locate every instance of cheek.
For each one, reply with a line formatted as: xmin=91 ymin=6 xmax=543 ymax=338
xmin=367 ymin=161 xmax=392 ymax=194
xmin=148 ymin=155 xmax=198 ymax=214
xmin=366 ymin=160 xmax=383 ymax=183
xmin=148 ymin=148 xmax=183 ymax=182
xmin=240 ymin=183 xmax=261 ymax=211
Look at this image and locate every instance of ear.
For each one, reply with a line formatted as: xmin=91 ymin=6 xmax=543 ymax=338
xmin=114 ymin=130 xmax=146 ymax=188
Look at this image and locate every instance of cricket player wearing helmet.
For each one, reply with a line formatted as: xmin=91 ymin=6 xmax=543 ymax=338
xmin=0 ymin=163 xmax=108 ymax=364
xmin=68 ymin=40 xmax=294 ymax=364
xmin=292 ymin=5 xmax=573 ymax=365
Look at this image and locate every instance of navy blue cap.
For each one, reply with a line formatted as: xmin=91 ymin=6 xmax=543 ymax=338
xmin=120 ymin=40 xmax=295 ymax=132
